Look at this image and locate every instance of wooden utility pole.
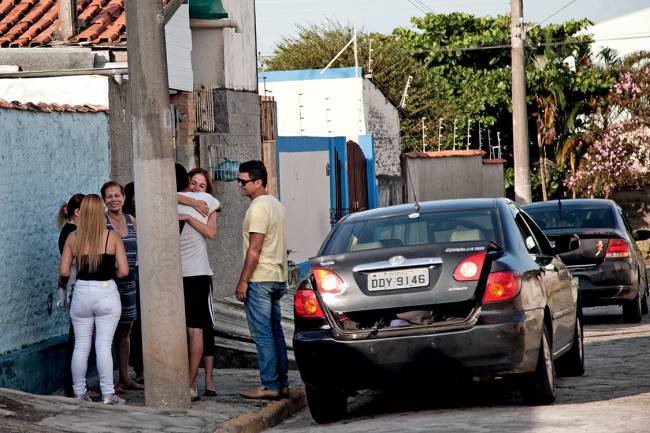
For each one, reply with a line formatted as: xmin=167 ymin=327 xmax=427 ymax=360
xmin=511 ymin=0 xmax=532 ymax=203
xmin=125 ymin=0 xmax=190 ymax=408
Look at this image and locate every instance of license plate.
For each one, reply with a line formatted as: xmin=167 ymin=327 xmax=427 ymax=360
xmin=368 ymin=268 xmax=429 ymax=291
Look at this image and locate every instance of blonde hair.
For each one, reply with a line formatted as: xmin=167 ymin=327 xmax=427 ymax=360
xmin=72 ymin=194 xmax=106 ymax=273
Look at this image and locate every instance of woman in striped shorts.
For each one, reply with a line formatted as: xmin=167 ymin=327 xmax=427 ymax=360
xmin=101 ymin=181 xmax=144 ymax=392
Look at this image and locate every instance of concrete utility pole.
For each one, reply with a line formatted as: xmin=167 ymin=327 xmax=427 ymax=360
xmin=511 ymin=0 xmax=532 ymax=203
xmin=125 ymin=0 xmax=190 ymax=408
xmin=58 ymin=0 xmax=77 ymax=40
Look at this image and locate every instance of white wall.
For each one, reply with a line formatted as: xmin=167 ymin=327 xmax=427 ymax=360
xmin=586 ymin=8 xmax=650 ymax=59
xmin=259 ymin=76 xmax=366 ymax=140
xmin=222 ymin=0 xmax=257 ymax=91
xmin=0 ymin=75 xmax=109 ymax=105
xmin=363 ymin=79 xmax=401 ymax=177
xmin=165 ymin=4 xmax=193 ymax=92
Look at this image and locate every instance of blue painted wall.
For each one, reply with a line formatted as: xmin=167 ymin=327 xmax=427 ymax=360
xmin=0 ymin=108 xmax=110 ymax=392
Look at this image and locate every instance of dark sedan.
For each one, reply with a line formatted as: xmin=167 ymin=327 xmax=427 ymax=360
xmin=523 ymin=199 xmax=650 ymax=323
xmin=294 ymin=198 xmax=583 ymax=423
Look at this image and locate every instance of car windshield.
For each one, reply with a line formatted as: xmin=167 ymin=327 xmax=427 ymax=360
xmin=321 ymin=208 xmax=500 ymax=255
xmin=525 ymin=206 xmax=615 ymax=230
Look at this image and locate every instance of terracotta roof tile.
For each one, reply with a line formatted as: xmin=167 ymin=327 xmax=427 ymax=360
xmin=0 ymin=0 xmax=170 ymax=47
xmin=0 ymin=97 xmax=108 ymax=112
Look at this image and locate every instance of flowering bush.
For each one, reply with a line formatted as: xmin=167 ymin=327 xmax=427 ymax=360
xmin=566 ymin=54 xmax=650 ymax=197
xmin=566 ymin=121 xmax=650 ymax=197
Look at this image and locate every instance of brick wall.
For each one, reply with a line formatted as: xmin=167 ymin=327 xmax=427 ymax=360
xmin=171 ymin=91 xmax=196 ymax=162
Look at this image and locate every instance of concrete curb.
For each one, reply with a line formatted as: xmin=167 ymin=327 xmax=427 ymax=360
xmin=215 ymin=386 xmax=307 ymax=433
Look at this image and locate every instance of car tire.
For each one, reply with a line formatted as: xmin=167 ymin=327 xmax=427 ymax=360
xmin=306 ymin=384 xmax=347 ymax=424
xmin=556 ymin=315 xmax=585 ymax=377
xmin=520 ymin=326 xmax=556 ymax=405
xmin=623 ymin=291 xmax=643 ymax=323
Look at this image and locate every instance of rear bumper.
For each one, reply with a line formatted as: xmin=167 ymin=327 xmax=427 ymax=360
xmin=571 ymin=261 xmax=638 ymax=306
xmin=294 ymin=309 xmax=543 ymax=389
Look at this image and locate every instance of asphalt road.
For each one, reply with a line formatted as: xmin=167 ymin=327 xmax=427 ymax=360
xmin=270 ymin=305 xmax=650 ymax=433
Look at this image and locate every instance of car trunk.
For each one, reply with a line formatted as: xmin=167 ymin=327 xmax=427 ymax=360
xmin=309 ymin=241 xmax=495 ymax=335
xmin=545 ymin=229 xmax=622 ymax=267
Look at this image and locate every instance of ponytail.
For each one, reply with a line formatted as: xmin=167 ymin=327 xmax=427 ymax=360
xmin=57 ymin=193 xmax=85 ymax=228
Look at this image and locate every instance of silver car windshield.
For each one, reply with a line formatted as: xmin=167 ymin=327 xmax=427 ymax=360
xmin=322 ymin=208 xmax=500 ymax=255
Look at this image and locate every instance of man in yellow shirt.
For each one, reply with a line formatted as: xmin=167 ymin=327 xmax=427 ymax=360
xmin=235 ymin=160 xmax=289 ymax=400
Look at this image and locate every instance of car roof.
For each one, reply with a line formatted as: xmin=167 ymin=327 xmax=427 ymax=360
xmin=522 ymin=198 xmax=615 ymax=209
xmin=342 ymin=198 xmax=507 ymax=223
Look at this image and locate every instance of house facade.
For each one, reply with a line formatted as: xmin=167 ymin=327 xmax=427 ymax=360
xmin=0 ymin=0 xmax=261 ymax=392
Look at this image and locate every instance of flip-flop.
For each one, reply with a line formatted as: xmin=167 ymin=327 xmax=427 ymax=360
xmin=119 ymin=381 xmax=145 ymax=391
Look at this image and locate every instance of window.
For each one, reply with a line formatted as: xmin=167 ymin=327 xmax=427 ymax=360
xmin=525 ymin=206 xmax=615 ymax=230
xmin=514 ymin=212 xmax=541 ymax=255
xmin=321 ymin=208 xmax=500 ymax=255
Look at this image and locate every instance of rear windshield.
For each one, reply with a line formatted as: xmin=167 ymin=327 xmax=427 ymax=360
xmin=320 ymin=208 xmax=500 ymax=255
xmin=525 ymin=206 xmax=615 ymax=230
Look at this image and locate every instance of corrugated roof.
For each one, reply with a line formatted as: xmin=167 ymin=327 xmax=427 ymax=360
xmin=0 ymin=0 xmax=169 ymax=48
xmin=0 ymin=97 xmax=108 ymax=112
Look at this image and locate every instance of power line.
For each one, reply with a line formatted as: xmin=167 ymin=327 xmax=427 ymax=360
xmin=404 ymin=0 xmax=427 ymax=15
xmin=411 ymin=0 xmax=434 ymax=14
xmin=529 ymin=0 xmax=578 ymax=31
xmin=412 ymin=33 xmax=650 ymax=54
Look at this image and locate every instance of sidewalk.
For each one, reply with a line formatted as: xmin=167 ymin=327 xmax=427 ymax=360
xmin=0 ymin=369 xmax=306 ymax=433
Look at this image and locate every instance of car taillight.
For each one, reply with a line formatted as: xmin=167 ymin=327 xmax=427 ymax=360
xmin=294 ymin=280 xmax=325 ymax=319
xmin=605 ymin=239 xmax=630 ymax=259
xmin=453 ymin=252 xmax=487 ymax=281
xmin=312 ymin=268 xmax=345 ymax=294
xmin=483 ymin=271 xmax=520 ymax=303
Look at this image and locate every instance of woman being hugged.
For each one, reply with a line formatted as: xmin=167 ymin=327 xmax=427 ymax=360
xmin=101 ymin=181 xmax=144 ymax=391
xmin=59 ymin=194 xmax=128 ymax=404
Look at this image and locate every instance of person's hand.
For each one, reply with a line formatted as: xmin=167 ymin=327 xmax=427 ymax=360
xmin=178 ymin=214 xmax=190 ymax=222
xmin=191 ymin=199 xmax=209 ymax=217
xmin=235 ymin=281 xmax=248 ymax=302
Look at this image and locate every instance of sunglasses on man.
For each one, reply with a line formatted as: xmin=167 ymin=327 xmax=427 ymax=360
xmin=236 ymin=178 xmax=256 ymax=185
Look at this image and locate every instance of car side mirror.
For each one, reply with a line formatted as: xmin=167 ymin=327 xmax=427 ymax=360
xmin=633 ymin=229 xmax=650 ymax=241
xmin=552 ymin=234 xmax=580 ymax=254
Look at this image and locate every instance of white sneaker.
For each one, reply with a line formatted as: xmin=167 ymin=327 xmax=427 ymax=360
xmin=74 ymin=393 xmax=92 ymax=402
xmin=190 ymin=387 xmax=200 ymax=401
xmin=102 ymin=394 xmax=126 ymax=405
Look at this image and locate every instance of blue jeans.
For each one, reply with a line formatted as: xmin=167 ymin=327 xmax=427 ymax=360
xmin=245 ymin=282 xmax=289 ymax=392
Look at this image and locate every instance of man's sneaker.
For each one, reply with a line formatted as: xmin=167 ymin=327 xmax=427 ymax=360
xmin=239 ymin=386 xmax=280 ymax=400
xmin=190 ymin=387 xmax=200 ymax=401
xmin=74 ymin=393 xmax=92 ymax=402
xmin=102 ymin=394 xmax=126 ymax=405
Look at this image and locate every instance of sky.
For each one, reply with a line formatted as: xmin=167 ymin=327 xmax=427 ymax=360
xmin=255 ymin=0 xmax=650 ymax=55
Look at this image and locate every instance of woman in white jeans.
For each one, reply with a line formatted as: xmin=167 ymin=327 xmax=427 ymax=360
xmin=60 ymin=194 xmax=129 ymax=404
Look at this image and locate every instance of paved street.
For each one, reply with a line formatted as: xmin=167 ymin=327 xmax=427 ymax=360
xmin=270 ymin=305 xmax=650 ymax=433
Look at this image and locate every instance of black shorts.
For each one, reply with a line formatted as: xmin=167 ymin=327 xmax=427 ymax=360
xmin=183 ymin=276 xmax=213 ymax=330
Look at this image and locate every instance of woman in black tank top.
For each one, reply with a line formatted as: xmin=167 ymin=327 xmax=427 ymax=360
xmin=59 ymin=194 xmax=129 ymax=405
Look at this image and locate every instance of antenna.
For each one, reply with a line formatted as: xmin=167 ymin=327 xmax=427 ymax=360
xmin=367 ymin=38 xmax=373 ymax=77
xmin=438 ymin=119 xmax=443 ymax=151
xmin=298 ymin=93 xmax=305 ymax=136
xmin=321 ymin=28 xmax=359 ymax=76
xmin=421 ymin=117 xmax=427 ymax=152
xmin=405 ymin=158 xmax=421 ymax=214
xmin=453 ymin=118 xmax=457 ymax=150
xmin=478 ymin=120 xmax=482 ymax=151
xmin=399 ymin=75 xmax=413 ymax=109
xmin=466 ymin=117 xmax=471 ymax=150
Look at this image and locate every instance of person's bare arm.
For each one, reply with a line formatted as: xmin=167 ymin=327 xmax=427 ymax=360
xmin=177 ymin=194 xmax=209 ymax=217
xmin=113 ymin=232 xmax=129 ymax=278
xmin=235 ymin=233 xmax=265 ymax=302
xmin=59 ymin=233 xmax=75 ymax=278
xmin=179 ymin=211 xmax=217 ymax=239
